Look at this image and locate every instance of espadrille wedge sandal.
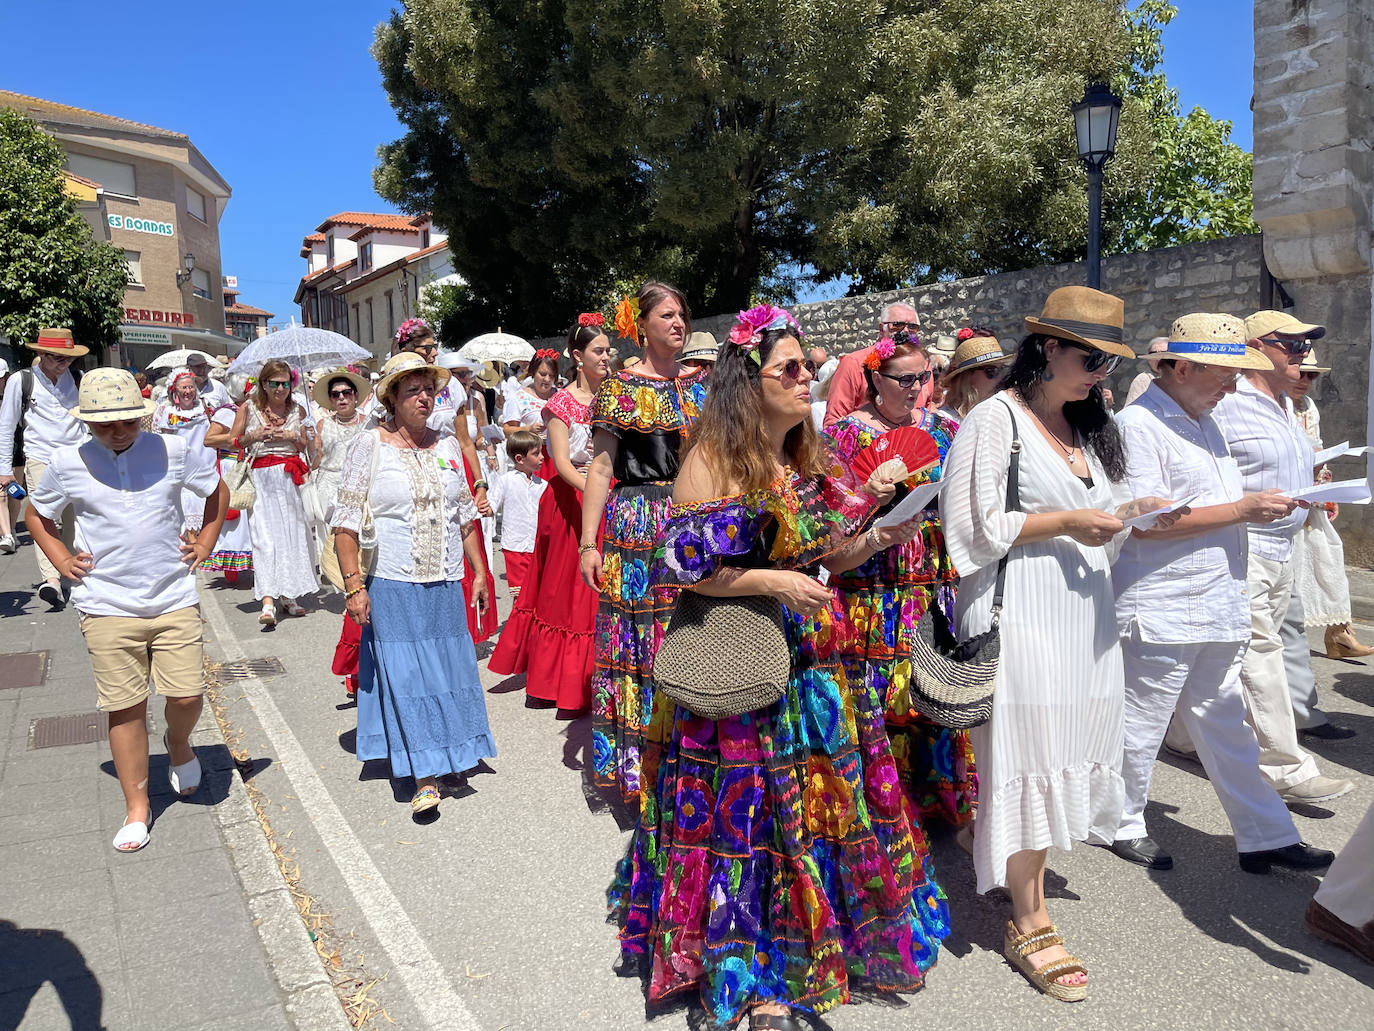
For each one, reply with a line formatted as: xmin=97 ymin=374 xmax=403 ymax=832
xmin=1003 ymin=921 xmax=1088 ymax=1002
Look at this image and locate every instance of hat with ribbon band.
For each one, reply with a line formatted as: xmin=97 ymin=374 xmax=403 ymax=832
xmin=375 ymin=351 xmax=450 ymax=408
xmin=1164 ymin=313 xmax=1273 ymax=370
xmin=27 ymin=327 xmax=90 ymax=359
xmin=69 ymin=369 xmax=157 ymax=423
xmin=947 ymin=332 xmax=1012 ymax=376
xmin=1023 ymin=286 xmax=1134 ymax=359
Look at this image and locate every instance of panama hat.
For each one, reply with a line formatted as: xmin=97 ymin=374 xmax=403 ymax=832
xmin=27 ymin=327 xmax=90 ymax=359
xmin=680 ymin=332 xmax=719 ymax=363
xmin=1164 ymin=313 xmax=1273 ymax=370
xmin=1245 ymin=309 xmax=1326 ymax=341
xmin=435 ymin=351 xmax=484 ymax=375
xmin=947 ymin=332 xmax=1013 ymax=376
xmin=311 ymin=367 xmax=372 ymax=411
xmin=1024 ymin=286 xmax=1133 ymax=359
xmin=374 ymin=351 xmax=449 ymax=408
xmin=1300 ymin=348 xmax=1331 ymax=374
xmin=69 ymin=368 xmax=156 ymax=423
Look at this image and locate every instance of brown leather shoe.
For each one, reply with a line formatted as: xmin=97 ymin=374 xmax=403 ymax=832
xmin=1306 ymin=898 xmax=1374 ymax=965
xmin=1325 ymin=623 xmax=1374 ymax=659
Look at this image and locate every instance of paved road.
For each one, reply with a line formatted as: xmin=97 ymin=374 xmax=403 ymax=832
xmin=192 ymin=560 xmax=1374 ymax=1031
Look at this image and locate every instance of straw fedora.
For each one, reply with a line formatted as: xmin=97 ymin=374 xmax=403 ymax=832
xmin=1024 ymin=286 xmax=1134 ymax=359
xmin=947 ymin=332 xmax=1013 ymax=376
xmin=27 ymin=327 xmax=90 ymax=359
xmin=68 ymin=369 xmax=156 ymax=423
xmin=1300 ymin=348 xmax=1331 ymax=374
xmin=435 ymin=351 xmax=484 ymax=375
xmin=681 ymin=332 xmax=719 ymax=363
xmin=311 ymin=368 xmax=372 ymax=411
xmin=1245 ymin=309 xmax=1326 ymax=341
xmin=1164 ymin=313 xmax=1273 ymax=370
xmin=374 ymin=351 xmax=449 ymax=408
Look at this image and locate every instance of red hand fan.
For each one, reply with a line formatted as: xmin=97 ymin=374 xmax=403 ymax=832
xmin=849 ymin=426 xmax=941 ymax=484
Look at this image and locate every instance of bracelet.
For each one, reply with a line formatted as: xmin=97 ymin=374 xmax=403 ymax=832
xmin=345 ymin=586 xmax=365 ymax=600
xmin=342 ymin=570 xmax=361 ymax=581
xmin=578 ymin=542 xmax=598 ymax=554
xmin=865 ymin=526 xmax=884 ymax=551
xmin=473 ymin=479 xmax=489 ymax=490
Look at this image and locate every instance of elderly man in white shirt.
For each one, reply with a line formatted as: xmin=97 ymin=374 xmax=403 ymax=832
xmin=28 ymin=368 xmax=228 ymax=853
xmin=186 ymin=353 xmax=231 ymax=412
xmin=1209 ymin=309 xmax=1354 ymax=806
xmin=0 ymin=329 xmax=91 ymax=606
xmin=1110 ymin=313 xmax=1333 ymax=875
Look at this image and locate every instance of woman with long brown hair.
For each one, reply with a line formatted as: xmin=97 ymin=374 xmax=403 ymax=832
xmin=226 ymin=358 xmax=318 ymax=625
xmin=609 ymin=306 xmax=947 ymax=1030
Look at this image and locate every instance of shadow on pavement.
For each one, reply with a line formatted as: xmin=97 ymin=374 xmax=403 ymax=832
xmin=1330 ymin=670 xmax=1374 ymax=710
xmin=560 ymin=714 xmax=638 ymax=831
xmin=0 ymin=919 xmax=105 ymax=1031
xmin=99 ymin=743 xmax=272 ymax=815
xmin=0 ymin=590 xmax=32 ymax=619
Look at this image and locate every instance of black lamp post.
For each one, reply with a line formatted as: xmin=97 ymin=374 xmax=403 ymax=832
xmin=175 ymin=252 xmax=196 ymax=288
xmin=1072 ymin=83 xmax=1122 ymax=289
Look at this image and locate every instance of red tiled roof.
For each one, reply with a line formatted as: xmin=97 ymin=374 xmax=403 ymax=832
xmin=302 ymin=259 xmax=353 ymax=284
xmin=226 ymin=302 xmax=274 ymax=317
xmin=0 ymin=89 xmax=186 ymax=139
xmin=314 ymin=212 xmax=422 ymax=234
xmin=63 ymin=171 xmax=103 ymax=190
xmin=330 ymin=240 xmax=450 ymax=295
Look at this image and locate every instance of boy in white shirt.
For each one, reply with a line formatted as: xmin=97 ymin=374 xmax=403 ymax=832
xmin=488 ymin=430 xmax=546 ymax=598
xmin=28 ymin=369 xmax=228 ymax=854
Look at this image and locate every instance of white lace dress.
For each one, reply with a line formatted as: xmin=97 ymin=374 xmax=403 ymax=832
xmin=153 ymin=401 xmax=212 ymax=533
xmin=246 ymin=404 xmax=318 ymax=600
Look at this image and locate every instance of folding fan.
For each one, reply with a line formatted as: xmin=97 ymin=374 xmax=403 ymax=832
xmin=850 ymin=427 xmax=941 ymax=484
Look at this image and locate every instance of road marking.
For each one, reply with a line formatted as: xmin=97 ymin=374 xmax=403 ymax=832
xmin=201 ymin=587 xmax=480 ymax=1031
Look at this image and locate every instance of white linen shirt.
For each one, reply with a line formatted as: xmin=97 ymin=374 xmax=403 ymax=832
xmin=1212 ymin=376 xmax=1313 ymax=561
xmin=28 ymin=432 xmax=219 ymax=618
xmin=0 ymin=367 xmax=87 ymax=476
xmin=1113 ymin=384 xmax=1249 ymax=644
xmin=197 ymin=378 xmax=232 ymax=412
xmin=487 ymin=468 xmax=546 ymax=552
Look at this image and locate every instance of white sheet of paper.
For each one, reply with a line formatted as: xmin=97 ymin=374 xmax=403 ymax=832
xmin=875 ymin=479 xmax=945 ymax=528
xmin=1313 ymin=441 xmax=1351 ymax=464
xmin=1120 ymin=493 xmax=1202 ymax=532
xmin=481 ymin=424 xmax=505 ymax=443
xmin=1286 ymin=478 xmax=1372 ymax=504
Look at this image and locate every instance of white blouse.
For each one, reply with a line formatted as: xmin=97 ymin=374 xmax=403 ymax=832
xmin=332 ymin=430 xmax=478 ymax=584
xmin=501 ymin=390 xmax=548 ymax=434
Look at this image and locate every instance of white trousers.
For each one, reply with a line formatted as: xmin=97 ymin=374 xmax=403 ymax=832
xmin=1314 ymin=798 xmax=1374 ymax=925
xmin=1240 ymin=551 xmax=1321 ymax=789
xmin=1119 ymin=634 xmax=1298 ymax=852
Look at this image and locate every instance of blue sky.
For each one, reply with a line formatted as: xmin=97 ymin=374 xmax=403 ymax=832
xmin=6 ymin=0 xmax=1254 ymax=321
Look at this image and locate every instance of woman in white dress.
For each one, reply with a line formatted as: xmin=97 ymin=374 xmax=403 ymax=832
xmin=227 ymin=359 xmax=320 ymax=625
xmin=152 ymin=369 xmax=212 ymax=537
xmin=940 ymin=287 xmax=1164 ymax=1002
xmin=311 ymin=370 xmax=370 ymax=553
xmin=500 ymin=350 xmax=558 ymax=438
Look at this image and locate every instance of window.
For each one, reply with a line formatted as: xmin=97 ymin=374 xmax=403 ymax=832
xmin=413 ymin=275 xmax=419 ymax=301
xmin=123 ymin=250 xmax=142 ymax=286
xmin=385 ymin=291 xmax=395 ymax=337
xmin=186 ymin=186 xmax=206 ymax=222
xmin=359 ymin=243 xmax=373 ymax=271
xmin=352 ymin=304 xmax=361 ymax=344
xmin=66 ymin=153 xmax=136 ymax=197
xmin=420 ymin=228 xmax=430 ymax=249
xmin=326 ymin=235 xmax=335 ymax=265
xmin=366 ymin=299 xmax=374 ymax=346
xmin=191 ymin=268 xmax=212 ymax=300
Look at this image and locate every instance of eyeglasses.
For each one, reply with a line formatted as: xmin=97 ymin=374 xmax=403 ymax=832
xmin=1259 ymin=335 xmax=1313 ymax=356
xmin=760 ymin=358 xmax=817 ymax=383
xmin=884 ymin=321 xmax=918 ymax=332
xmin=410 ymin=343 xmax=438 ymax=354
xmin=265 ymin=379 xmax=290 ymax=389
xmin=1299 ymin=370 xmax=1322 ymax=380
xmin=878 ymin=369 xmax=933 ymax=390
xmin=329 ymin=388 xmax=357 ymax=399
xmin=1063 ymin=342 xmax=1120 ymax=375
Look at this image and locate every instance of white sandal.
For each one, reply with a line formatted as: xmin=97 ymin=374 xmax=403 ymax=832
xmin=113 ymin=817 xmax=150 ymax=853
xmin=259 ymin=602 xmax=276 ymax=626
xmin=164 ymin=732 xmax=201 ymax=796
xmin=280 ymin=598 xmax=305 ymax=617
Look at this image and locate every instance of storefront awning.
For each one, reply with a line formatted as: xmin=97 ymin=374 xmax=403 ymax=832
xmin=116 ymin=323 xmax=247 ymax=371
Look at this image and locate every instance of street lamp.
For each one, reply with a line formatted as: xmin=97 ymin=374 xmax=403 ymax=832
xmin=175 ymin=252 xmax=196 ymax=288
xmin=1072 ymin=82 xmax=1122 ymax=289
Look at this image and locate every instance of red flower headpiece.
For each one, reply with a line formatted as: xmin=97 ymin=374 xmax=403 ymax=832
xmin=577 ymin=312 xmax=605 ymax=328
xmin=534 ymin=348 xmax=561 ymax=361
xmin=864 ymin=337 xmax=897 ymax=371
xmin=956 ymin=327 xmax=975 ymax=341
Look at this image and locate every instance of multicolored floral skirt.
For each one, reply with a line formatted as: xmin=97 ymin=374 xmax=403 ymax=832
xmin=590 ymin=482 xmax=677 ymax=803
xmin=831 ymin=537 xmax=977 ymax=828
xmin=609 ymin=602 xmax=949 ymax=1026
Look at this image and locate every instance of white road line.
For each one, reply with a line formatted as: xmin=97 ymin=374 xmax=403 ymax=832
xmin=201 ymin=586 xmax=480 ymax=1031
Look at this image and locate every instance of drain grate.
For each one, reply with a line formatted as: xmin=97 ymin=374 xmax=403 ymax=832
xmin=29 ymin=711 xmax=108 ymax=749
xmin=210 ymin=656 xmax=286 ymax=681
xmin=0 ymin=650 xmax=49 ymax=690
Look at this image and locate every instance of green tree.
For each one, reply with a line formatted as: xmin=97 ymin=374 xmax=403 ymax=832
xmin=416 ymin=280 xmax=505 ymax=347
xmin=0 ymin=109 xmax=128 ymax=355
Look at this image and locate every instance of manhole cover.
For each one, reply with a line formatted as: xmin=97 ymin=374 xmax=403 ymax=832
xmin=211 ymin=657 xmax=286 ymax=680
xmin=0 ymin=650 xmax=49 ymax=690
xmin=29 ymin=712 xmax=109 ymax=749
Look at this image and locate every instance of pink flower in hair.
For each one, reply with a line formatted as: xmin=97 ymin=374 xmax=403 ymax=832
xmin=727 ymin=304 xmax=802 ymax=348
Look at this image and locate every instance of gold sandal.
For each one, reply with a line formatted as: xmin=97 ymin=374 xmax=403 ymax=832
xmin=410 ymin=784 xmax=441 ymax=813
xmin=1003 ymin=921 xmax=1088 ymax=1002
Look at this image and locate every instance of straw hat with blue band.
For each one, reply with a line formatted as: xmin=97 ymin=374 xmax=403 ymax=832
xmin=948 ymin=332 xmax=1013 ymax=376
xmin=1023 ymin=286 xmax=1135 ymax=359
xmin=1164 ymin=313 xmax=1273 ymax=371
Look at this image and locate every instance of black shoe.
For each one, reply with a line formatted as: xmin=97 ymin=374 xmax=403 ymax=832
xmin=37 ymin=582 xmax=63 ymax=609
xmin=1110 ymin=836 xmax=1174 ymax=870
xmin=1238 ymin=841 xmax=1335 ymax=874
xmin=1299 ymin=722 xmax=1357 ymax=740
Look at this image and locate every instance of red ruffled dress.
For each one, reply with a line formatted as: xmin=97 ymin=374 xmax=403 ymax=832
xmin=490 ymin=389 xmax=601 ymax=712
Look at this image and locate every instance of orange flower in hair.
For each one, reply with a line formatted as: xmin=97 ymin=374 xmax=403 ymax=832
xmin=864 ymin=337 xmax=896 ymax=371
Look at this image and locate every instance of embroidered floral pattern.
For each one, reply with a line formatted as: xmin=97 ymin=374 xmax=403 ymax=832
xmin=589 ymin=368 xmax=707 ymax=436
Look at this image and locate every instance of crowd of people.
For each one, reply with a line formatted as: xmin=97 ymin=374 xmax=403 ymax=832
xmin=2 ymin=279 xmax=1372 ymax=1028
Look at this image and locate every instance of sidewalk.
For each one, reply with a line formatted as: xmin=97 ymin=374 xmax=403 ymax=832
xmin=0 ymin=533 xmax=344 ymax=1030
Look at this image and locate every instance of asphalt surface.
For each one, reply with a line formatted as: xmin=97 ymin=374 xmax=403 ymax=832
xmin=193 ymin=559 xmax=1374 ymax=1031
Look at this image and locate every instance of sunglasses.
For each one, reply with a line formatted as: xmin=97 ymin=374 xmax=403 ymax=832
xmin=878 ymin=369 xmax=933 ymax=390
xmin=329 ymin=388 xmax=357 ymax=399
xmin=884 ymin=321 xmax=918 ymax=332
xmin=265 ymin=379 xmax=290 ymax=389
xmin=760 ymin=358 xmax=817 ymax=383
xmin=1063 ymin=342 xmax=1120 ymax=375
xmin=1299 ymin=370 xmax=1321 ymax=380
xmin=1259 ymin=335 xmax=1313 ymax=357
xmin=411 ymin=343 xmax=438 ymax=354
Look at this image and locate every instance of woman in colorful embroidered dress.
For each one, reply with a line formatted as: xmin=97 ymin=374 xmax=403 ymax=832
xmin=491 ymin=317 xmax=612 ymax=713
xmin=822 ymin=334 xmax=976 ymax=830
xmin=153 ymin=368 xmax=213 ymax=538
xmin=579 ymin=282 xmax=708 ymax=803
xmin=610 ymin=308 xmax=948 ymax=1030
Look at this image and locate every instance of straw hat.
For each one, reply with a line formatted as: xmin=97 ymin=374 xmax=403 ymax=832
xmin=1164 ymin=313 xmax=1273 ymax=370
xmin=1144 ymin=337 xmax=1171 ymax=371
xmin=374 ymin=351 xmax=449 ymax=407
xmin=435 ymin=351 xmax=484 ymax=374
xmin=68 ymin=369 xmax=156 ymax=423
xmin=680 ymin=332 xmax=719 ymax=363
xmin=1245 ymin=309 xmax=1326 ymax=341
xmin=1300 ymin=347 xmax=1331 ymax=374
xmin=311 ymin=368 xmax=372 ymax=411
xmin=1023 ymin=286 xmax=1133 ymax=359
xmin=27 ymin=327 xmax=90 ymax=359
xmin=947 ymin=332 xmax=1013 ymax=376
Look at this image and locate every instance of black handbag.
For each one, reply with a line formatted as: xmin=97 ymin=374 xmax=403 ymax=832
xmin=906 ymin=401 xmax=1022 ymax=729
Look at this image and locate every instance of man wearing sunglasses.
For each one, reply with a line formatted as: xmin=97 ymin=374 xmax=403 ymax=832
xmin=1204 ymin=309 xmax=1354 ymax=807
xmin=823 ymin=302 xmax=932 ymax=427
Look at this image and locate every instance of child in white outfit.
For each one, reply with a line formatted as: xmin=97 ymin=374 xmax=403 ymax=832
xmin=488 ymin=430 xmax=547 ymax=598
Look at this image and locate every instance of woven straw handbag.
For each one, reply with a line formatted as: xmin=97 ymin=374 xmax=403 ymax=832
xmin=222 ymin=455 xmax=255 ymax=511
xmin=907 ymin=400 xmax=1022 ymax=729
xmin=653 ymin=590 xmax=791 ymax=721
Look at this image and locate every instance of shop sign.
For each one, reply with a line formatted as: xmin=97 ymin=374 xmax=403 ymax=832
xmin=108 ymin=214 xmax=175 ymax=237
xmin=124 ymin=308 xmax=196 ymax=326
xmin=120 ymin=327 xmax=173 ymax=346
